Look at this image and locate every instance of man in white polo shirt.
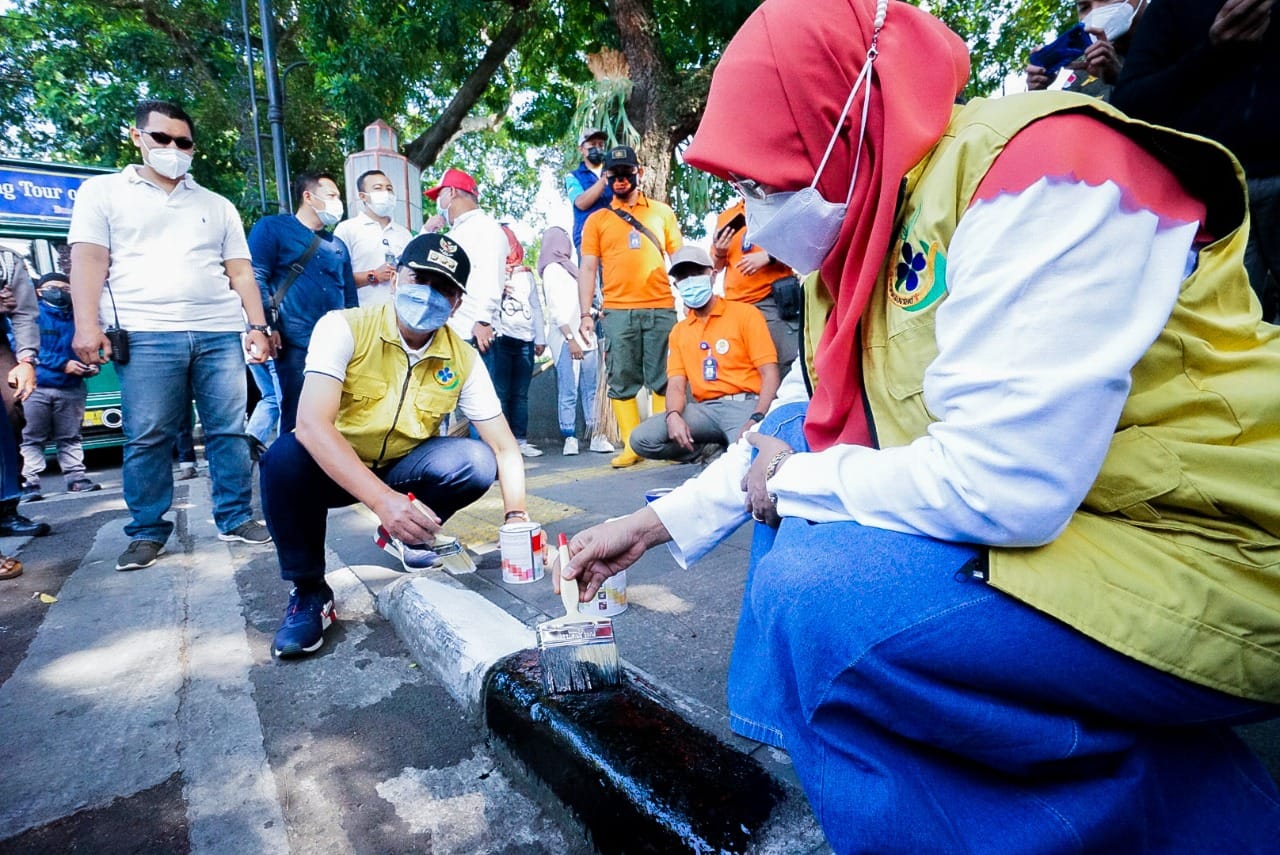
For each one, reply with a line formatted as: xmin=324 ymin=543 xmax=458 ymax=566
xmin=69 ymin=99 xmax=274 ymax=573
xmin=333 ymin=169 xmax=413 ymax=307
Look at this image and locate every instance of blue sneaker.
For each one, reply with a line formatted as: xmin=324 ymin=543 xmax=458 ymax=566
xmin=272 ymin=585 xmax=336 ymax=658
xmin=374 ymin=526 xmax=442 ymax=572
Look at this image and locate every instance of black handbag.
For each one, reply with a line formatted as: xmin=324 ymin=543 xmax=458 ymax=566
xmin=771 ymin=274 xmax=802 ymax=321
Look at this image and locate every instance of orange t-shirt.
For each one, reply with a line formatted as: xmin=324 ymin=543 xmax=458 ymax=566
xmin=581 ymin=194 xmax=682 ymax=309
xmin=667 ymin=298 xmax=777 ymax=402
xmin=715 ymin=200 xmax=794 ymax=304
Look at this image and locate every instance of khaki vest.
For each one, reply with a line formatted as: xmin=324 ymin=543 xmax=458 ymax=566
xmin=805 ymin=92 xmax=1280 ymax=702
xmin=336 ymin=304 xmax=474 ymax=468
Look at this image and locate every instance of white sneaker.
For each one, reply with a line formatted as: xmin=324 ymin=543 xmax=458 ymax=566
xmin=562 ymin=436 xmax=580 ymax=456
xmin=519 ymin=441 xmax=544 ymax=458
xmin=589 ymin=435 xmax=616 ymax=453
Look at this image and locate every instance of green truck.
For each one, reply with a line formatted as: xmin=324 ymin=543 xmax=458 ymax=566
xmin=0 ymin=156 xmax=125 ymax=449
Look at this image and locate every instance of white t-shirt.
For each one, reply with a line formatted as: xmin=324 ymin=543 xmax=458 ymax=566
xmin=540 ymin=262 xmax=594 ymax=362
xmin=67 ymin=165 xmax=251 ymax=332
xmin=333 ymin=211 xmax=413 ymax=308
xmin=651 ymin=177 xmax=1201 ymax=567
xmin=435 ymin=208 xmax=508 ymax=340
xmin=304 ymin=310 xmax=503 ymax=423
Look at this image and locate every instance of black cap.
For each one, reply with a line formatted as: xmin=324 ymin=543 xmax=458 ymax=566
xmin=603 ymin=145 xmax=640 ymax=170
xmin=399 ymin=233 xmax=471 ymax=292
xmin=36 ymin=271 xmax=70 ymax=287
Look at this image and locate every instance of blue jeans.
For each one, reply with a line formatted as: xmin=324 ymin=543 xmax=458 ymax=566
xmin=115 ymin=332 xmax=255 ymax=542
xmin=247 ymin=360 xmax=282 ymax=445
xmin=260 ymin=432 xmax=496 ymax=582
xmin=275 ymin=337 xmax=307 ymax=436
xmin=554 ymin=342 xmax=598 ymax=437
xmin=730 ymin=403 xmax=1280 ymax=853
xmin=489 ymin=336 xmax=535 ymax=440
xmin=0 ymin=402 xmax=21 ymax=502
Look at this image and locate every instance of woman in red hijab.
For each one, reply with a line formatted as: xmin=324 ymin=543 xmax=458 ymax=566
xmin=567 ymin=0 xmax=1280 ymax=850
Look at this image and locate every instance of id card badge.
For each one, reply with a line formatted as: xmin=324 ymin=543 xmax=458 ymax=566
xmin=629 ymin=229 xmax=642 ymax=250
xmin=702 ymin=356 xmax=718 ymax=382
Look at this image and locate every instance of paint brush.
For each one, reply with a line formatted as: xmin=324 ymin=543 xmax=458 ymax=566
xmin=374 ymin=493 xmax=477 ymax=574
xmin=536 ymin=533 xmax=621 ymax=694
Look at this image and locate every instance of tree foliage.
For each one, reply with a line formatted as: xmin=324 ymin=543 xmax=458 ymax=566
xmin=1 ymin=0 xmax=1080 ymax=233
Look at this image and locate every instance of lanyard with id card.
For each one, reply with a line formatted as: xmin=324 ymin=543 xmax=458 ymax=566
xmin=629 ymin=229 xmax=642 ymax=250
xmin=700 ymin=341 xmax=717 ymax=381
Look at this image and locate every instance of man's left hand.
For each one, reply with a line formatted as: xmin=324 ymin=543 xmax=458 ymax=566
xmin=1083 ymin=29 xmax=1122 ymax=82
xmin=7 ymin=362 xmax=35 ymax=403
xmin=736 ymin=250 xmax=771 ymax=275
xmin=245 ymin=329 xmax=272 ymax=363
xmin=741 ymin=432 xmax=792 ymax=527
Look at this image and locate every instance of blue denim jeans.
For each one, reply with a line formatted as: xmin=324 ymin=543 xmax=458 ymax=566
xmin=115 ymin=332 xmax=255 ymax=543
xmin=247 ymin=360 xmax=282 ymax=445
xmin=554 ymin=342 xmax=598 ymax=437
xmin=260 ymin=432 xmax=496 ymax=582
xmin=730 ymin=403 xmax=1280 ymax=853
xmin=489 ymin=336 xmax=535 ymax=440
xmin=0 ymin=402 xmax=21 ymax=502
xmin=275 ymin=337 xmax=307 ymax=436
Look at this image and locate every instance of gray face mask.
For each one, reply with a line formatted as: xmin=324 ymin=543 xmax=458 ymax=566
xmin=742 ymin=2 xmax=885 ymax=274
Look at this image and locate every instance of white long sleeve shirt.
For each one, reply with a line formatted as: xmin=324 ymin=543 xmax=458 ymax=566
xmin=651 ymin=177 xmax=1201 ymax=567
xmin=442 ymin=208 xmax=508 ymax=341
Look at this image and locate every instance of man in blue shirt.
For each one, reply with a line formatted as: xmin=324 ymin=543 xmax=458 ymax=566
xmin=563 ymin=129 xmax=612 ymax=259
xmin=248 ymin=171 xmax=359 ymax=433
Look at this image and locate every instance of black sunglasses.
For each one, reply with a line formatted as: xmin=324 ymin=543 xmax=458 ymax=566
xmin=139 ymin=129 xmax=195 ymax=150
xmin=608 ymin=171 xmax=637 ymax=182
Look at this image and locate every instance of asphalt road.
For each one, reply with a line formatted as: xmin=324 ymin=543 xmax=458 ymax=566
xmin=0 ymin=451 xmax=586 ymax=854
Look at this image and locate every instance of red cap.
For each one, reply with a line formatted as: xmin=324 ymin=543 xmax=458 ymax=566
xmin=425 ymin=167 xmax=479 ymax=201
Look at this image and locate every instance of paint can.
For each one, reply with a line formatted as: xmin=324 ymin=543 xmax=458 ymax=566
xmin=579 ymin=569 xmax=627 ymax=616
xmin=499 ymin=521 xmax=545 ymax=584
xmin=644 ymin=487 xmax=674 ymax=503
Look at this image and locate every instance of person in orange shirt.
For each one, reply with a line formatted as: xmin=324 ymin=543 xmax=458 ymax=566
xmin=712 ymin=199 xmax=800 ymax=366
xmin=630 ymin=246 xmax=780 ymax=463
xmin=577 ymin=145 xmax=684 ymax=467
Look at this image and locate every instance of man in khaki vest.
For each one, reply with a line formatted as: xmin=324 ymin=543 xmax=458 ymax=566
xmin=260 ymin=233 xmax=529 ymax=659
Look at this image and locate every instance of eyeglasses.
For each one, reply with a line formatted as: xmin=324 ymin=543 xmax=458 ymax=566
xmin=138 ymin=129 xmax=194 ymax=150
xmin=608 ymin=171 xmax=637 ymax=182
xmin=728 ymin=173 xmax=768 ymax=201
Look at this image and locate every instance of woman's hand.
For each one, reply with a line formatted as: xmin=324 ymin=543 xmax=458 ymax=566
xmin=741 ymin=432 xmax=793 ymax=527
xmin=565 ymin=509 xmax=668 ymax=600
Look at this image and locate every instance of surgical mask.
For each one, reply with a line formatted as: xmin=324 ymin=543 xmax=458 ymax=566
xmin=312 ymin=196 xmax=344 ymax=228
xmin=395 ymin=282 xmax=455 ymax=333
xmin=1084 ymin=1 xmax=1136 ymax=41
xmin=438 ymin=189 xmax=453 ymax=226
xmin=677 ymin=274 xmax=714 ymax=309
xmin=741 ymin=6 xmax=884 ymax=275
xmin=40 ymin=288 xmax=72 ymax=310
xmin=585 ymin=147 xmax=605 ymax=166
xmin=144 ymin=143 xmax=192 ymax=180
xmin=365 ymin=190 xmax=396 ymax=218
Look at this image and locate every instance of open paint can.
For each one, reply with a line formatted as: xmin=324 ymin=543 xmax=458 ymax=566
xmin=644 ymin=487 xmax=674 ymax=504
xmin=499 ymin=521 xmax=545 ymax=584
xmin=579 ymin=569 xmax=627 ymax=616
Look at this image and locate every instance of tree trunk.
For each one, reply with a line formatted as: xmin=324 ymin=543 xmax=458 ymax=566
xmin=604 ymin=0 xmax=674 ymax=201
xmin=402 ymin=4 xmax=530 ymax=170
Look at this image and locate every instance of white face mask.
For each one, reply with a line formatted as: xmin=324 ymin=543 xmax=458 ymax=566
xmin=144 ymin=144 xmax=192 ymax=180
xmin=1084 ymin=1 xmax=1136 ymax=41
xmin=365 ymin=190 xmax=396 ymax=218
xmin=741 ymin=25 xmax=882 ymax=275
xmin=312 ymin=195 xmax=344 ymax=228
xmin=438 ymin=188 xmax=454 ymax=227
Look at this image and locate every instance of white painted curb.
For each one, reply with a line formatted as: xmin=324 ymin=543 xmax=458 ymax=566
xmin=376 ymin=573 xmax=535 ymax=709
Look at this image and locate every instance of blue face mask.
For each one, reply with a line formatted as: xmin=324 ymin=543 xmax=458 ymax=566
xmin=677 ymin=274 xmax=714 ymax=309
xmin=395 ymin=282 xmax=455 ymax=333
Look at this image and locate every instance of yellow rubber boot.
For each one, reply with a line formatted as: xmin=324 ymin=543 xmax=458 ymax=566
xmin=610 ymin=397 xmax=642 ymax=468
xmin=649 ymin=392 xmax=666 ymax=417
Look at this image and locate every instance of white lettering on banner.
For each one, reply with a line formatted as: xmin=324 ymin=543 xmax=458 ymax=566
xmin=17 ymin=180 xmax=65 ymax=200
xmin=0 ymin=183 xmax=15 ymax=201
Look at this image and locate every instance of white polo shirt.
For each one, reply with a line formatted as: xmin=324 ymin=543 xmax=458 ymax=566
xmin=333 ymin=210 xmax=413 ymax=307
xmin=432 ymin=208 xmax=508 ymax=341
xmin=67 ymin=165 xmax=251 ymax=332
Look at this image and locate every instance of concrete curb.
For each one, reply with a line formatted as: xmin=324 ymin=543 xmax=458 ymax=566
xmin=375 ymin=569 xmax=830 ymax=854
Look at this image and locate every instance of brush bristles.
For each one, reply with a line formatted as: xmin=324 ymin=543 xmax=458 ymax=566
xmin=539 ymin=642 xmax=621 ymax=693
xmin=537 ymin=620 xmax=621 ymax=693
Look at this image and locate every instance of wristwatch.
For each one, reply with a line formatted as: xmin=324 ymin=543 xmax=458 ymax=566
xmin=749 ymin=412 xmax=765 ymax=423
xmin=367 ymin=272 xmax=378 ymax=285
xmin=247 ymin=323 xmax=271 ymax=335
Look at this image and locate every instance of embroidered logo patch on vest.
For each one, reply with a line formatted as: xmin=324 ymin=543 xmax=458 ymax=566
xmin=889 ymin=235 xmax=947 ymax=312
xmin=434 ymin=365 xmax=460 ymax=391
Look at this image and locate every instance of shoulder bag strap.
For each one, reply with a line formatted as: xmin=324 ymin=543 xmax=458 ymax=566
xmin=607 ymin=207 xmax=665 ymax=255
xmin=271 ymin=233 xmax=323 ymax=311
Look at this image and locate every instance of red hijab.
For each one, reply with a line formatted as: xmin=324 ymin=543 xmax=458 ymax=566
xmin=685 ymin=0 xmax=969 ymax=451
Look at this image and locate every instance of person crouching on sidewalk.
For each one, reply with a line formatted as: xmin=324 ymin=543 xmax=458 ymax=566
xmin=19 ymin=272 xmax=102 ymax=501
xmin=260 ymin=233 xmax=529 ymax=658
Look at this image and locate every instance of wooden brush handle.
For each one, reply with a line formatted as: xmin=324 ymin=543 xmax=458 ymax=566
xmin=560 ymin=573 xmax=580 ymax=618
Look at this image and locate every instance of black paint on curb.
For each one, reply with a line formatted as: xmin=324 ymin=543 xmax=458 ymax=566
xmin=485 ymin=649 xmax=787 ymax=854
